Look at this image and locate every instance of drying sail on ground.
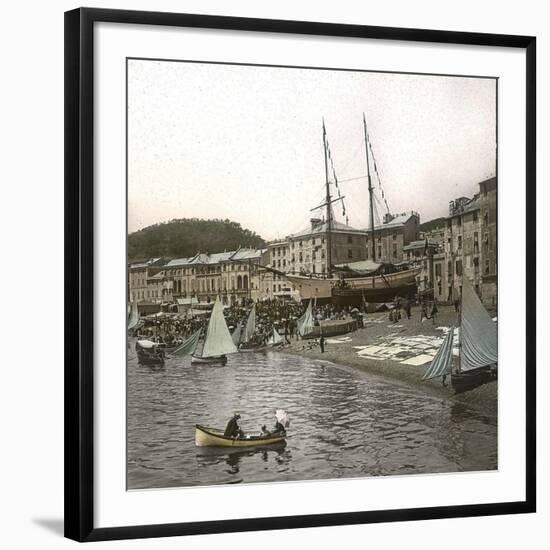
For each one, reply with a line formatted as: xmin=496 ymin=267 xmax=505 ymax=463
xmin=172 ymin=329 xmax=201 ymax=357
xmin=422 ymin=327 xmax=455 ymax=380
xmin=201 ymin=299 xmax=238 ymax=358
xmin=460 ymin=278 xmax=498 ymax=372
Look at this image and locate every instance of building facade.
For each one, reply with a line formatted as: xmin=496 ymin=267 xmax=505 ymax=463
xmin=365 ymin=212 xmax=420 ymax=263
xmin=430 ymin=177 xmax=497 ymax=309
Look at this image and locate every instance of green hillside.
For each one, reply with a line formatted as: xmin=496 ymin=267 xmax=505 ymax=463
xmin=128 ymin=218 xmax=266 ymax=261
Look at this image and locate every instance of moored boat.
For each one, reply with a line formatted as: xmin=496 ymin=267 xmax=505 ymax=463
xmin=195 ymin=424 xmax=286 ymax=447
xmin=422 ymin=277 xmax=497 ymax=393
xmin=135 ymin=339 xmax=165 ymax=366
xmin=191 ymin=298 xmax=238 ymax=365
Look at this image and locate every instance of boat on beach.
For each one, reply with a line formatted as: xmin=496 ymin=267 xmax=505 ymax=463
xmin=238 ymin=304 xmax=268 ymax=352
xmin=280 ymin=115 xmax=420 ymax=304
xmin=422 ymin=277 xmax=497 ymax=393
xmin=191 ymin=298 xmax=238 ymax=365
xmin=195 ymin=424 xmax=287 ymax=448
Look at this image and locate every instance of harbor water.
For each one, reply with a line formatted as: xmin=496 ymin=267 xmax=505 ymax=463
xmin=127 ymin=346 xmax=497 ymax=489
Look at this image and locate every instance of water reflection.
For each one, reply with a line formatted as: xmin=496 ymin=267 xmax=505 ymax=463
xmin=127 ymin=346 xmax=497 ymax=489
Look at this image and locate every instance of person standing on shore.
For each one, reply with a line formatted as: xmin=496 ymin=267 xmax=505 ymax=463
xmin=431 ymin=300 xmax=438 ymax=325
xmin=319 ymin=335 xmax=325 ymax=353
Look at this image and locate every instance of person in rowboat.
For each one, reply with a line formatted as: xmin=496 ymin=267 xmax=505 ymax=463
xmin=224 ymin=413 xmax=244 ymax=438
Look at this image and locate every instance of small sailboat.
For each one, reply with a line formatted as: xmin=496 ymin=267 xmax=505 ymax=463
xmin=231 ymin=323 xmax=242 ymax=346
xmin=297 ymin=300 xmax=315 ymax=337
xmin=239 ymin=304 xmax=266 ymax=351
xmin=191 ymin=299 xmax=238 ymax=365
xmin=127 ymin=301 xmax=139 ymax=331
xmin=172 ymin=329 xmax=202 ymax=357
xmin=422 ymin=278 xmax=497 ymax=393
xmin=267 ymin=327 xmax=284 ymax=347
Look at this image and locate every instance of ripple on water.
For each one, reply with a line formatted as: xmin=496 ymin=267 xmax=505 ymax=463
xmin=127 ymin=347 xmax=497 ymax=489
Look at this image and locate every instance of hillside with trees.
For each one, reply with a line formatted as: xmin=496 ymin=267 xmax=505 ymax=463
xmin=128 ymin=218 xmax=266 ymax=261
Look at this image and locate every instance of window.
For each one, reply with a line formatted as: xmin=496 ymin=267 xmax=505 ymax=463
xmin=378 ymin=246 xmax=382 ymax=258
xmin=392 ymin=233 xmax=396 ymax=241
xmin=474 ymin=232 xmax=479 ymax=253
xmin=458 ymin=235 xmax=462 ymax=249
xmin=456 ymin=260 xmax=463 ymax=276
xmin=457 ymin=216 xmax=462 ymax=227
xmin=347 ymin=236 xmax=352 ymax=244
xmin=393 ymin=244 xmax=397 ymax=259
xmin=473 ymin=211 xmax=478 ymax=222
xmin=348 ymin=249 xmax=353 ymax=259
xmin=447 ymin=261 xmax=453 ymax=278
xmin=484 ymin=212 xmax=489 ymax=226
xmin=435 ymin=264 xmax=442 ymax=278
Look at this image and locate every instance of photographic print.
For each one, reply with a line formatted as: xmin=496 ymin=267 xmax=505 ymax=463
xmin=126 ymin=59 xmax=498 ymax=491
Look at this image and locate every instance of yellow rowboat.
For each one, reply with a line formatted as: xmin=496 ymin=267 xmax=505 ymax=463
xmin=195 ymin=424 xmax=286 ymax=448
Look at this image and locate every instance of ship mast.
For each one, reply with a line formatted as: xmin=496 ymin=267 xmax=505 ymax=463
xmin=363 ymin=113 xmax=376 ymax=262
xmin=323 ymin=119 xmax=332 ymax=278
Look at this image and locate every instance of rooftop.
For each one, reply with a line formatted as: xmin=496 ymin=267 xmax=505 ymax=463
xmin=289 ymin=220 xmax=366 ymax=239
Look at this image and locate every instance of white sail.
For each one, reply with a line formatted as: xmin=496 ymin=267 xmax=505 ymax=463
xmin=241 ymin=304 xmax=256 ymax=344
xmin=297 ymin=300 xmax=314 ymax=337
xmin=422 ymin=327 xmax=454 ymax=380
xmin=127 ymin=301 xmax=139 ymax=330
xmin=201 ymin=299 xmax=238 ymax=358
xmin=268 ymin=327 xmax=283 ymax=346
xmin=460 ymin=278 xmax=498 ymax=371
xmin=231 ymin=323 xmax=242 ymax=346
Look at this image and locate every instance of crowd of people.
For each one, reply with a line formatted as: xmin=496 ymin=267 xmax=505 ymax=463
xmin=131 ymin=298 xmax=366 ymax=347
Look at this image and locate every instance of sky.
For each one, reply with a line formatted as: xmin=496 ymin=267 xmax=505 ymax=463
xmin=128 ymin=59 xmax=496 ymax=241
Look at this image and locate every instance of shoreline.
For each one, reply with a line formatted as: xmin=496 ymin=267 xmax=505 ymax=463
xmin=280 ymin=305 xmax=497 ymax=418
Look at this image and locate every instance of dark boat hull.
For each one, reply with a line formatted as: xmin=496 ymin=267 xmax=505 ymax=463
xmin=451 ymin=365 xmax=497 ymax=394
xmin=191 ymin=354 xmax=227 ymax=365
xmin=136 ymin=350 xmax=165 ymax=366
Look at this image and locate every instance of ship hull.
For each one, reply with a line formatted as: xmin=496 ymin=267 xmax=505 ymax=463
xmin=451 ymin=365 xmax=497 ymax=394
xmin=285 ymin=267 xmax=421 ymax=303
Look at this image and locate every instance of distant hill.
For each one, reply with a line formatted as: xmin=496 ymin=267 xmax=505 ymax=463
xmin=128 ymin=218 xmax=266 ymax=261
xmin=419 ymin=217 xmax=446 ymax=233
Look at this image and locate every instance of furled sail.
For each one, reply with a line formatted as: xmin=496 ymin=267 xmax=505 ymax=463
xmin=231 ymin=323 xmax=242 ymax=346
xmin=201 ymin=299 xmax=238 ymax=358
xmin=241 ymin=305 xmax=256 ymax=344
xmin=173 ymin=329 xmax=201 ymax=357
xmin=127 ymin=302 xmax=139 ymax=331
xmin=297 ymin=300 xmax=314 ymax=337
xmin=422 ymin=327 xmax=454 ymax=380
xmin=460 ymin=278 xmax=498 ymax=372
xmin=267 ymin=327 xmax=283 ymax=346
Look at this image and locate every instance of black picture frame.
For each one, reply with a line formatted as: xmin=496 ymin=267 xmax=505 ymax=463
xmin=65 ymin=7 xmax=536 ymax=543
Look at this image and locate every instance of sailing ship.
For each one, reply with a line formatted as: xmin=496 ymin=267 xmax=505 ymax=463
xmin=191 ymin=298 xmax=238 ymax=365
xmin=284 ymin=115 xmax=420 ymax=304
xmin=422 ymin=278 xmax=497 ymax=393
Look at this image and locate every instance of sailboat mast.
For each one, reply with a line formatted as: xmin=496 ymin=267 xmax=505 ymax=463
xmin=363 ymin=113 xmax=376 ymax=262
xmin=323 ymin=119 xmax=332 ymax=278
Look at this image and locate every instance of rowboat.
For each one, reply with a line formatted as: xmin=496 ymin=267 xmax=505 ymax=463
xmin=195 ymin=424 xmax=286 ymax=448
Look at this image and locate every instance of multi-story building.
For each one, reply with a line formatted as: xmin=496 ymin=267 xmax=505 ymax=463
xmin=128 ymin=248 xmax=268 ymax=307
xmin=365 ymin=212 xmax=420 ymax=263
xmin=127 ymin=257 xmax=166 ymax=302
xmin=430 ymin=177 xmax=497 ymax=309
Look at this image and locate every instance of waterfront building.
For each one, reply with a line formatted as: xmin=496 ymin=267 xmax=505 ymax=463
xmin=431 ymin=177 xmax=497 ymax=309
xmin=365 ymin=212 xmax=420 ymax=263
xmin=128 ymin=248 xmax=268 ymax=307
